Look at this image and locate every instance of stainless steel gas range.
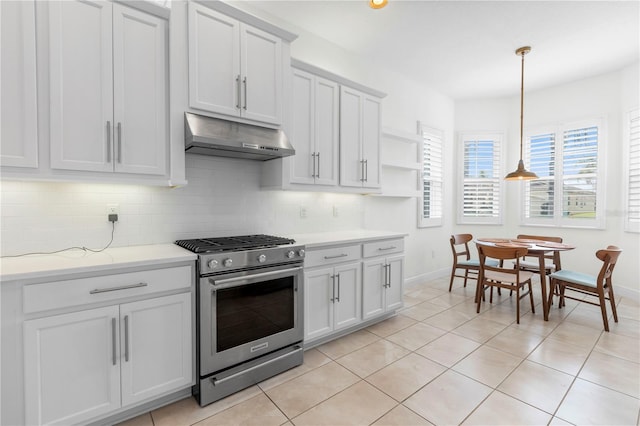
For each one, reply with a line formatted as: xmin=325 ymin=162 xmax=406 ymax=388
xmin=175 ymin=235 xmax=305 ymax=406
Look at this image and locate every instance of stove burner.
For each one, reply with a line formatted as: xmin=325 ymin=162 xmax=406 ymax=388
xmin=175 ymin=234 xmax=296 ymax=253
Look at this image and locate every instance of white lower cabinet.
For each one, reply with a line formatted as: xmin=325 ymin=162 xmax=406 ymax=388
xmin=304 ymin=262 xmax=361 ymax=341
xmin=23 ymin=292 xmax=191 ymax=426
xmin=302 ymin=236 xmax=404 ymax=346
xmin=362 ymin=255 xmax=404 ymax=320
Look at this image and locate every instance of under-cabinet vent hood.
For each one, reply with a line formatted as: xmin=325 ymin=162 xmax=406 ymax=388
xmin=184 ymin=112 xmax=294 ymax=161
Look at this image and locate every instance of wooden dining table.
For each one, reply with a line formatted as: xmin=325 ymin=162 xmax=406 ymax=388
xmin=475 ymin=238 xmax=576 ymax=321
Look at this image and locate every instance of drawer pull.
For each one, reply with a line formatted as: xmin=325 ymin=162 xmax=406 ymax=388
xmin=324 ymin=253 xmax=348 ymax=260
xmin=378 ymin=246 xmax=397 ymax=251
xmin=89 ymin=282 xmax=148 ymax=294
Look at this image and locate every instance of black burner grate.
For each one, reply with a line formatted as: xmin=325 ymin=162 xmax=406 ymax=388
xmin=175 ymin=234 xmax=295 ymax=253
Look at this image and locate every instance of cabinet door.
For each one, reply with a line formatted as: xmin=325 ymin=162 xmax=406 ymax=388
xmin=362 ymin=258 xmax=385 ymax=320
xmin=314 ymin=77 xmax=339 ymax=186
xmin=120 ymin=293 xmax=192 ymax=407
xmin=361 ymin=95 xmax=381 ymax=189
xmin=187 ymin=3 xmax=240 ymax=117
xmin=0 ymin=0 xmax=38 ymax=168
xmin=304 ymin=267 xmax=334 ymax=341
xmin=49 ymin=0 xmax=114 ymax=172
xmin=333 ymin=262 xmax=361 ymax=331
xmin=290 ymin=68 xmax=315 ymax=184
xmin=240 ymin=23 xmax=282 ymax=124
xmin=24 ymin=306 xmax=121 ymax=426
xmin=339 ymin=86 xmax=363 ymax=187
xmin=385 ymin=255 xmax=404 ymax=311
xmin=112 ymin=4 xmax=167 ymax=175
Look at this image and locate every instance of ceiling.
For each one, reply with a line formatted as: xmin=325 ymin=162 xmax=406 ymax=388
xmin=242 ymin=0 xmax=640 ymax=100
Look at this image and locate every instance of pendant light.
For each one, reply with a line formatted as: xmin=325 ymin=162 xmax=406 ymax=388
xmin=505 ymin=46 xmax=538 ymax=181
xmin=369 ymin=0 xmax=388 ymax=9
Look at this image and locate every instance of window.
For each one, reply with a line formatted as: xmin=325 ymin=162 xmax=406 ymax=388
xmin=458 ymin=133 xmax=503 ymax=224
xmin=524 ymin=119 xmax=604 ymax=228
xmin=419 ymin=126 xmax=443 ymax=227
xmin=626 ymin=109 xmax=640 ymax=233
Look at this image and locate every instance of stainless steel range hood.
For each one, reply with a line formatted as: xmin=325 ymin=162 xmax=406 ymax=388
xmin=184 ymin=112 xmax=294 ymax=161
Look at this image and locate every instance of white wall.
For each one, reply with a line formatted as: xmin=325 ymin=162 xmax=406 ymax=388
xmin=455 ymin=63 xmax=640 ymax=297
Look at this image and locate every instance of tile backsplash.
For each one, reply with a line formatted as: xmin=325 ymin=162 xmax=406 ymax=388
xmin=0 ymin=155 xmax=364 ymax=256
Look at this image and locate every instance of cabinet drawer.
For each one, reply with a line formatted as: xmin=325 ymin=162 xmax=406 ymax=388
xmin=23 ymin=265 xmax=192 ymax=314
xmin=305 ymin=245 xmax=361 ymax=268
xmin=362 ymin=239 xmax=404 ymax=258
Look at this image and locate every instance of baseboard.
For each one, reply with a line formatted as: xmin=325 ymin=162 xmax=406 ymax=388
xmin=404 ymin=268 xmax=449 ymax=288
xmin=615 ymin=285 xmax=640 ymax=303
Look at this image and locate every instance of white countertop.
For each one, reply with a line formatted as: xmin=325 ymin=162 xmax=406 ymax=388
xmin=0 ymin=244 xmax=197 ymax=282
xmin=290 ymin=230 xmax=407 ymax=249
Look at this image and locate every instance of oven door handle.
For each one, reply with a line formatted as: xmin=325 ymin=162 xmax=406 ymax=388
xmin=209 ymin=267 xmax=303 ymax=290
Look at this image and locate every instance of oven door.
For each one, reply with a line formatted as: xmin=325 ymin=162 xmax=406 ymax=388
xmin=199 ymin=264 xmax=304 ymax=376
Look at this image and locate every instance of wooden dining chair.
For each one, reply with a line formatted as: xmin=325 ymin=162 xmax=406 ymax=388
xmin=548 ymin=246 xmax=622 ymax=331
xmin=449 ymin=234 xmax=499 ymax=292
xmin=515 ymin=234 xmax=563 ymax=275
xmin=476 ymin=244 xmax=535 ymax=324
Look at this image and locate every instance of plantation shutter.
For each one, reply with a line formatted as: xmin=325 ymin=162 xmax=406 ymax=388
xmin=561 ymin=126 xmax=598 ymax=219
xmin=627 ymin=110 xmax=640 ymax=231
xmin=422 ymin=130 xmax=443 ymax=223
xmin=460 ymin=136 xmax=502 ymax=224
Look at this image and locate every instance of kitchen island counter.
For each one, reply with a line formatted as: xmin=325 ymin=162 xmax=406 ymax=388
xmin=0 ymin=244 xmax=196 ymax=282
xmin=290 ymin=229 xmax=407 ymax=249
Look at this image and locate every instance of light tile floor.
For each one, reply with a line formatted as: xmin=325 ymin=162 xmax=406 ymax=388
xmin=118 ymin=277 xmax=640 ymax=426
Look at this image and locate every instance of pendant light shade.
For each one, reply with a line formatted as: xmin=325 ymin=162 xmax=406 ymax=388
xmin=505 ymin=46 xmax=538 ymax=181
xmin=369 ymin=0 xmax=388 ymax=9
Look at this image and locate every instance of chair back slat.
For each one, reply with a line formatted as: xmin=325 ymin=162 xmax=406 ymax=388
xmin=596 ymin=246 xmax=622 ymax=284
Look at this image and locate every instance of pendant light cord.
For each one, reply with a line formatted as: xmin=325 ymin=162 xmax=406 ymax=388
xmin=519 ymin=50 xmax=525 ymax=161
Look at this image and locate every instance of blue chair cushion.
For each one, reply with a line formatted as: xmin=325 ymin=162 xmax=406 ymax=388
xmin=459 ymin=259 xmax=500 ymax=267
xmin=550 ymin=269 xmax=597 ymax=288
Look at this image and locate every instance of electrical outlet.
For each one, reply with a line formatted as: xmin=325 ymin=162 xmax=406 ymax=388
xmin=299 ymin=206 xmax=307 ymax=219
xmin=106 ymin=204 xmax=120 ymax=215
xmin=333 ymin=205 xmax=339 ymax=217
xmin=107 ymin=204 xmax=119 ymax=223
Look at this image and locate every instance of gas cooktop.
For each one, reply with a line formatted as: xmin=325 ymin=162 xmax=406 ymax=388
xmin=175 ymin=234 xmax=296 ymax=254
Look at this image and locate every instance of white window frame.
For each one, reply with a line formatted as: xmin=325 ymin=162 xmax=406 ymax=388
xmin=625 ymin=108 xmax=640 ymax=233
xmin=457 ymin=132 xmax=504 ymax=225
xmin=522 ymin=118 xmax=606 ymax=229
xmin=418 ymin=125 xmax=444 ymax=228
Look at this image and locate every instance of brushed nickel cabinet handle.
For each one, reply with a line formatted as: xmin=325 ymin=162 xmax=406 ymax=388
xmin=111 ymin=318 xmax=117 ymax=366
xmin=336 ymin=273 xmax=341 ymax=302
xmin=324 ymin=253 xmax=348 ymax=260
xmin=89 ymin=282 xmax=148 ymax=294
xmin=312 ymin=153 xmax=316 ymax=178
xmin=243 ymin=77 xmax=247 ymax=110
xmin=316 ymin=152 xmax=320 ymax=178
xmin=117 ymin=122 xmax=122 ymax=163
xmin=124 ymin=315 xmax=130 ymax=362
xmin=106 ymin=121 xmax=112 ymax=163
xmin=330 ymin=274 xmax=335 ymax=302
xmin=378 ymin=246 xmax=397 ymax=251
xmin=236 ymin=75 xmax=241 ymax=109
xmin=364 ymin=159 xmax=369 ymax=182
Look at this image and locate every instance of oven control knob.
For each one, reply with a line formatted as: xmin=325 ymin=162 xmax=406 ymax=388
xmin=258 ymin=254 xmax=267 ymax=263
xmin=286 ymin=250 xmax=295 ymax=259
xmin=208 ymin=259 xmax=219 ymax=269
xmin=298 ymin=249 xmax=305 ymax=258
xmin=223 ymin=258 xmax=233 ymax=267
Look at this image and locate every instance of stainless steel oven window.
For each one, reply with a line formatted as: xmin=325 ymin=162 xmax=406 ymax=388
xmin=216 ymin=276 xmax=295 ymax=352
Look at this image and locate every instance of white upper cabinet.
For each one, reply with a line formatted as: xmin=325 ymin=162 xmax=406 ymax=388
xmin=188 ymin=2 xmax=283 ymax=125
xmin=290 ymin=68 xmax=339 ymax=186
xmin=0 ymin=0 xmax=38 ymax=168
xmin=49 ymin=0 xmax=167 ymax=175
xmin=340 ymin=86 xmax=382 ymax=189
